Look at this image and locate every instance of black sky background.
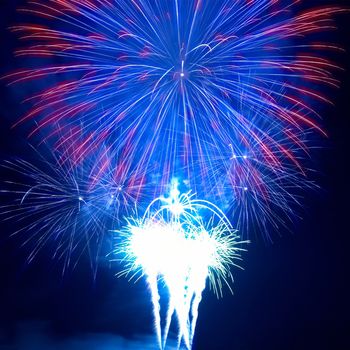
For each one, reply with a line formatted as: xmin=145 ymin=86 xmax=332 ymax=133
xmin=0 ymin=1 xmax=349 ymax=349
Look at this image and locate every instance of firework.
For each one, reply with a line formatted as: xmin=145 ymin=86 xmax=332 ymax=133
xmin=1 ymin=1 xmax=345 ymax=347
xmin=116 ymin=180 xmax=246 ymax=349
xmin=0 ymin=142 xmax=149 ymax=275
xmin=5 ymin=0 xmax=343 ymax=235
xmin=195 ymin=101 xmax=318 ymax=240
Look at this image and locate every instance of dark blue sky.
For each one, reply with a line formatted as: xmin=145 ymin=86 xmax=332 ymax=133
xmin=0 ymin=1 xmax=349 ymax=349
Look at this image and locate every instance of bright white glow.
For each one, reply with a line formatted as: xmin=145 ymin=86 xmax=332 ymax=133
xmin=180 ymin=60 xmax=185 ymax=78
xmin=116 ymin=180 xmax=246 ymax=349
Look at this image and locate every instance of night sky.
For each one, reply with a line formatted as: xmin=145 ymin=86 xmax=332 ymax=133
xmin=0 ymin=1 xmax=349 ymax=349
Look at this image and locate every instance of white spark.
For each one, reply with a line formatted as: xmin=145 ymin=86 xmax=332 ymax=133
xmin=116 ymin=180 xmax=247 ymax=349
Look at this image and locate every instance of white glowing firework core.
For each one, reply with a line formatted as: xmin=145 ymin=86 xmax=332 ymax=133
xmin=129 ymin=220 xmax=218 ymax=281
xmin=116 ymin=180 xmax=245 ymax=349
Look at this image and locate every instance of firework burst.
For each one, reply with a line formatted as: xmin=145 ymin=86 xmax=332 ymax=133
xmin=116 ymin=180 xmax=246 ymax=349
xmin=5 ymin=0 xmax=343 ymax=235
xmin=0 ymin=1 xmax=345 ymax=348
xmin=0 ymin=142 xmax=150 ymax=275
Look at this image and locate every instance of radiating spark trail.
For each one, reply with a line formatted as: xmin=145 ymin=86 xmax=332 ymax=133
xmin=4 ymin=0 xmax=344 ymax=237
xmin=0 ymin=1 xmax=345 ymax=346
xmin=116 ymin=180 xmax=247 ymax=349
xmin=0 ymin=143 xmax=150 ymax=274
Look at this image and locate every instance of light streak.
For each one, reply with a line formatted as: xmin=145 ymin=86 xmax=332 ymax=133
xmin=116 ymin=180 xmax=247 ymax=349
xmin=0 ymin=143 xmax=149 ymax=275
xmin=4 ymin=0 xmax=343 ymax=237
xmin=0 ymin=1 xmax=345 ymax=346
